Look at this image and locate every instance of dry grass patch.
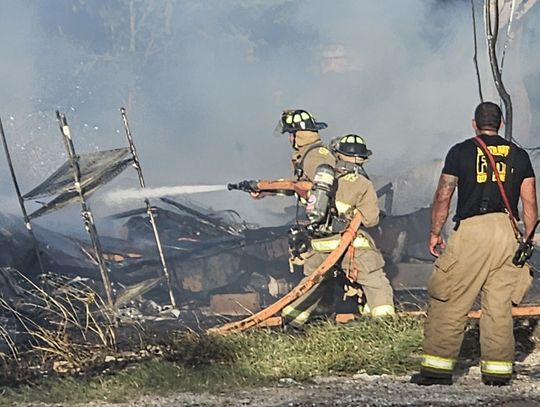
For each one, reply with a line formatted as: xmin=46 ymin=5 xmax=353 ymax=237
xmin=0 ymin=316 xmax=423 ymax=405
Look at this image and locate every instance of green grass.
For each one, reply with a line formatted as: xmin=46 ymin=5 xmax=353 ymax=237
xmin=0 ymin=316 xmax=423 ymax=405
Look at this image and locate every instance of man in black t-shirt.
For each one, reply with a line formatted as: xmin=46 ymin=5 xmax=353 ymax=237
xmin=411 ymin=102 xmax=538 ymax=386
xmin=443 ymin=129 xmax=534 ymax=223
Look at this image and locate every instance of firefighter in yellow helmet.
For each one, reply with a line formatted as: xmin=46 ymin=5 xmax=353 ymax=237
xmin=282 ymin=134 xmax=395 ymax=328
xmin=276 ymin=109 xmax=335 ymax=182
xmin=274 ymin=109 xmax=338 ymax=327
xmin=249 ymin=109 xmax=334 ymax=201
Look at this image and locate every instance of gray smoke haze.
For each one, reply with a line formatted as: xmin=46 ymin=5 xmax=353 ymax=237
xmin=0 ymin=0 xmax=539 ymax=229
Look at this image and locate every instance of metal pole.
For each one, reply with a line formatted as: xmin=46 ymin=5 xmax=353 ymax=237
xmin=499 ymin=0 xmax=516 ymax=74
xmin=485 ymin=0 xmax=513 ymax=141
xmin=55 ymin=111 xmax=115 ymax=310
xmin=0 ymin=116 xmax=46 ymax=275
xmin=471 ymin=0 xmax=484 ymax=102
xmin=119 ymin=107 xmax=177 ymax=308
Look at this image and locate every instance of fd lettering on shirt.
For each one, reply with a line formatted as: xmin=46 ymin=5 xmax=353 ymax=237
xmin=476 ymin=145 xmax=510 ymax=183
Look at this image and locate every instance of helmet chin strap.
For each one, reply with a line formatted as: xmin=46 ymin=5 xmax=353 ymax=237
xmin=287 ymin=132 xmax=298 ymax=150
xmin=291 ymin=134 xmax=299 ymax=150
xmin=335 ymin=159 xmax=370 ymax=179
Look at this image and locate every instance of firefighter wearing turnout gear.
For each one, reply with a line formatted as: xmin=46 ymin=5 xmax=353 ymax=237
xmin=282 ymin=134 xmax=395 ymax=328
xmin=274 ymin=109 xmax=338 ymax=326
xmin=277 ymin=109 xmax=334 ymax=182
xmin=249 ymin=109 xmax=334 ymax=201
xmin=412 ymin=102 xmax=538 ymax=386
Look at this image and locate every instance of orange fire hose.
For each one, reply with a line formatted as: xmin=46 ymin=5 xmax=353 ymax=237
xmin=208 ymin=212 xmax=363 ymax=334
xmin=244 ymin=306 xmax=540 ymax=328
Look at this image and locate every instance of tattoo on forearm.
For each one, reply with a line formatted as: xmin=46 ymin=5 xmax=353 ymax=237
xmin=438 ymin=174 xmax=458 ymax=190
xmin=431 ymin=214 xmax=447 ymax=236
xmin=430 ymin=174 xmax=457 ymax=236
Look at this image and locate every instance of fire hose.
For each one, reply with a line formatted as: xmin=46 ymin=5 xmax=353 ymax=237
xmin=208 ymin=212 xmax=363 ymax=334
xmin=227 ymin=179 xmax=313 ymax=200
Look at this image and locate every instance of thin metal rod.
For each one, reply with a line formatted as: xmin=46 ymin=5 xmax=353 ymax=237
xmin=471 ymin=0 xmax=484 ymax=102
xmin=499 ymin=0 xmax=516 ymax=73
xmin=485 ymin=0 xmax=513 ymax=141
xmin=55 ymin=110 xmax=114 ymax=310
xmin=119 ymin=107 xmax=177 ymax=308
xmin=0 ymin=116 xmax=46 ymax=275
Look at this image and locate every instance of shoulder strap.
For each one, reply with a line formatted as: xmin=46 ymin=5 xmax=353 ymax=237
xmin=335 ymin=160 xmax=370 ymax=180
xmin=294 ymin=142 xmax=325 ymax=179
xmin=473 ymin=136 xmax=521 ymax=239
xmin=478 ymin=153 xmax=494 ymax=214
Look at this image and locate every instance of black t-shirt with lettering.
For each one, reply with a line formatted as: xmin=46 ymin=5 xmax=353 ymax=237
xmin=442 ymin=134 xmax=535 ymax=220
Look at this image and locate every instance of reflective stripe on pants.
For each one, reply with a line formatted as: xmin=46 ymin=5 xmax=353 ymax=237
xmin=282 ymin=305 xmax=311 ymax=324
xmin=481 ymin=360 xmax=513 ymax=376
xmin=421 ymin=354 xmax=456 ymax=372
xmin=370 ymin=304 xmax=395 ymax=317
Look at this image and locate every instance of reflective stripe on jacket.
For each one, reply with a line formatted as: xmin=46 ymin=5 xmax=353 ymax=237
xmin=311 ymin=234 xmax=371 ymax=252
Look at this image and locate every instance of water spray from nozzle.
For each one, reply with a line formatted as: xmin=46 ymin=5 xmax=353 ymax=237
xmin=103 ymin=184 xmax=228 ymax=205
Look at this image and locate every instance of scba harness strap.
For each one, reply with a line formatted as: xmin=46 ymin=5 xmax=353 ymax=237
xmin=473 ymin=136 xmax=520 ymax=240
xmin=293 ymin=142 xmax=325 ymax=179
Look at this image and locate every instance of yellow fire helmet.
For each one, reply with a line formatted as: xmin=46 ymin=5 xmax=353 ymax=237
xmin=276 ymin=109 xmax=328 ymax=134
xmin=330 ymin=134 xmax=372 ymax=158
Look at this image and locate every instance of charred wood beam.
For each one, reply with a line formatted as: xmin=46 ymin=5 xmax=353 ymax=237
xmin=499 ymin=0 xmax=516 ymax=73
xmin=56 ymin=111 xmax=114 ymax=311
xmin=254 ymin=306 xmax=540 ymax=328
xmin=160 ymin=197 xmax=241 ymax=236
xmin=376 ymin=182 xmax=394 ymax=216
xmin=0 ymin=116 xmax=46 ymax=275
xmin=120 ymin=107 xmax=177 ymax=308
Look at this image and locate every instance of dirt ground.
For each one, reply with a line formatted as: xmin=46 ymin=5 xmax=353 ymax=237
xmin=71 ymin=373 xmax=540 ymax=407
xmin=124 ymin=375 xmax=540 ymax=407
xmin=30 ymin=350 xmax=539 ymax=407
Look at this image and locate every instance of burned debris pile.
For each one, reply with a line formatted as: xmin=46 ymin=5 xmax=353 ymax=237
xmin=0 ymin=195 xmax=295 ymax=381
xmin=0 ymin=115 xmax=295 ymax=315
xmin=0 ymin=108 xmax=297 ymax=380
xmin=0 ymin=107 xmax=537 ymax=381
xmin=103 ymin=198 xmax=292 ymax=308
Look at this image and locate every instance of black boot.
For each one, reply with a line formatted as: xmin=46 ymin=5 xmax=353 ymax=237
xmin=282 ymin=318 xmax=306 ymax=334
xmin=410 ymin=370 xmax=453 ymax=386
xmin=482 ymin=374 xmax=511 ymax=386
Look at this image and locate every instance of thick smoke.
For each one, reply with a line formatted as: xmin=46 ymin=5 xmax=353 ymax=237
xmin=0 ymin=0 xmax=538 ymax=227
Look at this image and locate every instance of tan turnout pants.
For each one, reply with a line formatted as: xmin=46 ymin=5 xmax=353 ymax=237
xmin=422 ymin=213 xmax=532 ymax=378
xmin=282 ymin=236 xmax=395 ymax=327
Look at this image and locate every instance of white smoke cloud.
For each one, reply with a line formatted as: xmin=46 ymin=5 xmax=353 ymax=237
xmin=0 ymin=0 xmax=538 ymax=225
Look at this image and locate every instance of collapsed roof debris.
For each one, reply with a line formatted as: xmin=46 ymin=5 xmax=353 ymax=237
xmin=0 ymin=170 xmax=443 ymax=317
xmin=0 ymin=196 xmax=292 ymax=309
xmin=1 ymin=110 xmax=538 ymax=328
xmin=0 ymin=108 xmax=183 ymax=310
xmin=0 ymin=101 xmax=538 ymax=339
